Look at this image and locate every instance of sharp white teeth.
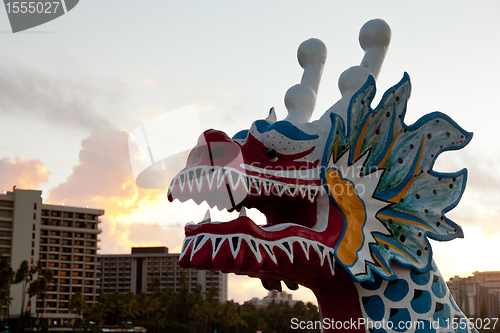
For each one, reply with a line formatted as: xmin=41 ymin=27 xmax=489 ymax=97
xmin=178 ymin=174 xmax=185 ymax=191
xmin=328 ymin=250 xmax=336 ymax=275
xmin=287 ymin=186 xmax=297 ymax=197
xmin=195 ymin=168 xmax=204 ymax=191
xmin=308 ymin=187 xmax=317 ymax=202
xmin=184 ymin=233 xmax=335 ymax=276
xmin=171 ymin=166 xmax=322 ymax=205
xmin=300 ymin=241 xmax=310 ymax=260
xmin=245 ymin=237 xmax=260 ymax=260
xmin=239 ymin=207 xmax=247 ymax=217
xmin=281 ymin=241 xmax=292 ymax=255
xmin=252 ymin=178 xmax=262 ymax=195
xmin=242 ymin=175 xmax=250 ymax=192
xmin=206 ymin=169 xmax=216 ymax=190
xmin=263 ymin=180 xmax=272 ymax=195
xmin=227 ymin=171 xmax=238 ymax=190
xmin=273 ymin=183 xmax=286 ymax=197
xmin=263 ymin=243 xmax=277 ymax=263
xmin=187 ymin=170 xmax=195 ymax=191
xmin=202 ymin=210 xmax=211 ymax=222
xmin=193 ymin=235 xmax=206 ymax=251
xmin=212 ymin=236 xmax=224 ymax=256
xmin=217 ymin=168 xmax=228 ymax=188
xmin=180 ymin=237 xmax=193 ymax=259
xmin=230 ymin=236 xmax=240 ymax=253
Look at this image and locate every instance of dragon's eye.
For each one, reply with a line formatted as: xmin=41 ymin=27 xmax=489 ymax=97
xmin=267 ymin=149 xmax=278 ymax=161
xmin=192 ymin=153 xmax=201 ymax=164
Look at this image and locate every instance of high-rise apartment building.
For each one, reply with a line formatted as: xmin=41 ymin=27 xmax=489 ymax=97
xmin=448 ymin=271 xmax=500 ymax=318
xmin=471 ymin=271 xmax=500 ymax=294
xmin=0 ymin=188 xmax=103 ymax=325
xmin=98 ymin=247 xmax=227 ymax=302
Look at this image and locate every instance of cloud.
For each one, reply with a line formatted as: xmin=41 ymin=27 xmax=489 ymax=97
xmin=433 ymin=145 xmax=500 ymax=235
xmin=98 ymin=216 xmax=186 ymax=255
xmin=0 ymin=56 xmax=126 ymax=130
xmin=47 ymin=127 xmax=163 ymax=216
xmin=0 ymin=157 xmax=50 ymax=191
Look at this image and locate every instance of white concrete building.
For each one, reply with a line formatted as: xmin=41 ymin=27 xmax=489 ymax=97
xmin=98 ymin=247 xmax=228 ymax=302
xmin=0 ymin=188 xmax=103 ymax=325
xmin=245 ymin=290 xmax=299 ymax=309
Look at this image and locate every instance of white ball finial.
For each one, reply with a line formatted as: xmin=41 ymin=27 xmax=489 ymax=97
xmin=359 ymin=19 xmax=391 ymax=51
xmin=321 ymin=19 xmax=392 ymax=124
xmin=297 ymin=38 xmax=327 ymax=70
xmin=358 ymin=19 xmax=391 ymax=79
xmin=284 ymin=38 xmax=327 ymax=123
xmin=284 ymin=84 xmax=317 ymax=123
xmin=338 ymin=66 xmax=372 ymax=96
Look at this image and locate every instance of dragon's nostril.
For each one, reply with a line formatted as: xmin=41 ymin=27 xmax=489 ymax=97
xmin=267 ymin=149 xmax=278 ymax=160
xmin=193 ymin=153 xmax=201 ymax=164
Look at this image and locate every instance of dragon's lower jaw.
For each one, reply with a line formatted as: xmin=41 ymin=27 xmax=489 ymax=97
xmin=177 ymin=195 xmax=344 ymax=283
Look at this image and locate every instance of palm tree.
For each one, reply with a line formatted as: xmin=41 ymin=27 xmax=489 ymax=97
xmin=107 ymin=292 xmax=122 ymax=325
xmin=68 ymin=292 xmax=88 ymax=332
xmin=13 ymin=260 xmax=29 ymax=316
xmin=87 ymin=295 xmax=110 ymax=326
xmin=0 ymin=254 xmax=13 ymax=324
xmin=26 ymin=265 xmax=53 ymax=327
xmin=119 ymin=291 xmax=138 ymax=328
xmin=13 ymin=260 xmax=34 ymax=333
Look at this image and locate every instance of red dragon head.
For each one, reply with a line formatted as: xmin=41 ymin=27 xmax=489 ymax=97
xmin=167 ymin=19 xmax=471 ymax=297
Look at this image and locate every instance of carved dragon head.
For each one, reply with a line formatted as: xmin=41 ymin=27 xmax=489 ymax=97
xmin=167 ymin=19 xmax=471 ymax=294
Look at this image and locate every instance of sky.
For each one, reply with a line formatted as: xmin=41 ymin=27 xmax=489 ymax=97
xmin=1 ymin=1 xmax=500 ymax=305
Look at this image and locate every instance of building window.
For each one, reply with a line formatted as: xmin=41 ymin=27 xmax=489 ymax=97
xmin=34 ymin=203 xmax=37 ymax=210
xmin=33 ymin=212 xmax=36 ymax=219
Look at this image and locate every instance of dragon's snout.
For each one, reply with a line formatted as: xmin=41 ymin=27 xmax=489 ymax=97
xmin=185 ymin=129 xmax=243 ymax=169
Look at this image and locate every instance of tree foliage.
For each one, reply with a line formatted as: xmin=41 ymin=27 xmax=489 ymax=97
xmin=90 ymin=275 xmax=320 ymax=333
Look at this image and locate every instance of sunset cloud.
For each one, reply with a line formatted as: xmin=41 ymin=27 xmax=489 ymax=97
xmin=47 ymin=127 xmax=164 ymax=217
xmin=98 ymin=216 xmax=186 ymax=255
xmin=228 ymin=274 xmax=317 ymax=304
xmin=434 ymin=145 xmax=500 ymax=235
xmin=0 ymin=157 xmax=50 ymax=191
xmin=45 ymin=126 xmax=184 ymax=259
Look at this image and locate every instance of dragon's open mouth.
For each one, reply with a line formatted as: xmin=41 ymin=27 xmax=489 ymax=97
xmin=167 ymin=146 xmax=345 ymax=283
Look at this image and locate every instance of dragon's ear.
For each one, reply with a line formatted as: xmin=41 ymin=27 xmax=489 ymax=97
xmin=326 ymin=74 xmax=472 ymax=282
xmin=266 ymin=107 xmax=277 ymax=122
xmin=232 ymin=107 xmax=277 ymax=144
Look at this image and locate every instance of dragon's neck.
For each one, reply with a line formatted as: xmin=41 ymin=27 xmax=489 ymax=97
xmin=310 ymin=264 xmax=365 ymax=332
xmin=308 ymin=261 xmax=468 ymax=333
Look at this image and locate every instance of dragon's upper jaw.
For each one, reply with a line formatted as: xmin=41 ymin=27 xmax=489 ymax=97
xmin=166 ymin=163 xmax=323 ymax=228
